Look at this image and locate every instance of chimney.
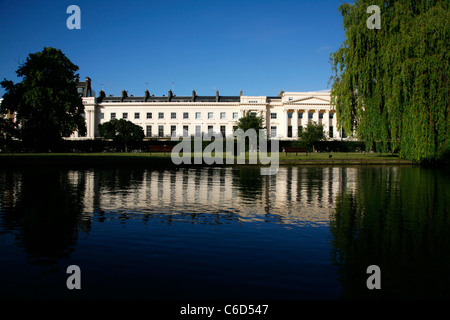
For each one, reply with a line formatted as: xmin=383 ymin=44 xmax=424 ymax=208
xmin=121 ymin=90 xmax=127 ymax=101
xmin=97 ymin=90 xmax=105 ymax=103
xmin=192 ymin=90 xmax=197 ymax=102
xmin=144 ymin=90 xmax=150 ymax=102
xmin=168 ymin=90 xmax=173 ymax=102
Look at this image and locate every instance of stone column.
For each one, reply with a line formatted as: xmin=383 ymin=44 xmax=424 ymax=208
xmin=282 ymin=109 xmax=288 ymax=139
xmin=332 ymin=111 xmax=338 ymax=139
xmin=293 ymin=109 xmax=299 ymax=138
xmin=85 ymin=110 xmax=91 ymax=138
xmin=90 ymin=110 xmax=95 ymax=138
xmin=325 ymin=110 xmax=330 ymax=139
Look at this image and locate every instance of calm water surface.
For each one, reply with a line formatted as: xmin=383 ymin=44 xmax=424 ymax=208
xmin=0 ymin=165 xmax=448 ymax=300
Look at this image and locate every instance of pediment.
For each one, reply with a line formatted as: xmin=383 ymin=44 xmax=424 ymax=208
xmin=288 ymin=96 xmax=330 ymax=105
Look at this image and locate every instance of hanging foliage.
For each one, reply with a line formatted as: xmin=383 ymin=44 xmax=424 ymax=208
xmin=329 ymin=0 xmax=449 ymax=163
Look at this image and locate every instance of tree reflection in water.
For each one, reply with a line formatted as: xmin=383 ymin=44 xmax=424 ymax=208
xmin=0 ymin=168 xmax=88 ymax=266
xmin=330 ymin=166 xmax=450 ymax=299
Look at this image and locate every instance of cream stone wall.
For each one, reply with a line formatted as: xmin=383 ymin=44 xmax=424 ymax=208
xmin=71 ymin=90 xmax=342 ymax=140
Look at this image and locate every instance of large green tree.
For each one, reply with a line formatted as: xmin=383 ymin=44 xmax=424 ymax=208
xmin=298 ymin=121 xmax=327 ymax=152
xmin=329 ymin=0 xmax=449 ymax=162
xmin=98 ymin=119 xmax=144 ymax=152
xmin=1 ymin=47 xmax=86 ymax=151
xmin=0 ymin=118 xmax=18 ymax=151
xmin=236 ymin=112 xmax=265 ymax=133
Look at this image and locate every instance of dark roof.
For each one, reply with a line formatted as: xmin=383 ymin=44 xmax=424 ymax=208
xmin=97 ymin=95 xmax=241 ymax=103
xmin=76 ymin=77 xmax=94 ymax=97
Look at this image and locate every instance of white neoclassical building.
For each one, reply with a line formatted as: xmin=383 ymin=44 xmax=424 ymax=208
xmin=73 ymin=77 xmax=343 ymax=140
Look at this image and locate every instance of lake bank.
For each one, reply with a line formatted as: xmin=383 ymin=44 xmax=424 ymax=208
xmin=0 ymin=152 xmax=414 ymax=168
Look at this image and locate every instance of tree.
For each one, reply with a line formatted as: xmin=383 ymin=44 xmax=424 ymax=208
xmin=235 ymin=112 xmax=265 ymax=151
xmin=297 ymin=121 xmax=326 ymax=152
xmin=329 ymin=0 xmax=449 ymax=163
xmin=98 ymin=119 xmax=144 ymax=152
xmin=236 ymin=112 xmax=265 ymax=133
xmin=0 ymin=47 xmax=86 ymax=151
xmin=0 ymin=118 xmax=19 ymax=151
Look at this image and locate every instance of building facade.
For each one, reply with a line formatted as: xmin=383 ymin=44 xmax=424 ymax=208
xmin=73 ymin=80 xmax=342 ymax=140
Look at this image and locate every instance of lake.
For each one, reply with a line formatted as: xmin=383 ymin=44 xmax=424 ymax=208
xmin=0 ymin=165 xmax=449 ymax=300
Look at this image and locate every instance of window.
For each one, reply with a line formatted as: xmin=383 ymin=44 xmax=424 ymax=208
xmin=208 ymin=112 xmax=213 ymax=119
xmin=123 ymin=112 xmax=128 ymax=119
xmin=298 ymin=112 xmax=303 ymax=119
xmin=329 ymin=126 xmax=334 ymax=138
xmin=183 ymin=125 xmax=189 ymax=137
xmin=135 ymin=112 xmax=140 ymax=119
xmin=171 ymin=112 xmax=176 ymax=119
xmin=158 ymin=125 xmax=164 ymax=137
xmin=99 ymin=113 xmax=104 ymax=120
xmin=233 ymin=126 xmax=238 ymax=133
xmin=288 ymin=97 xmax=293 ymax=101
xmin=77 ymin=87 xmax=83 ymax=93
xmin=329 ymin=112 xmax=334 ymax=119
xmin=207 ymin=125 xmax=213 ymax=136
xmin=288 ymin=112 xmax=293 ymax=119
xmin=249 ymin=100 xmax=258 ymax=103
xmin=220 ymin=125 xmax=226 ymax=137
xmin=195 ymin=112 xmax=201 ymax=120
xmin=171 ymin=125 xmax=176 ymax=136
xmin=298 ymin=126 xmax=303 ymax=135
xmin=319 ymin=113 xmax=323 ymax=119
xmin=195 ymin=125 xmax=202 ymax=137
xmin=220 ymin=112 xmax=226 ymax=119
xmin=270 ymin=126 xmax=277 ymax=138
xmin=146 ymin=125 xmax=152 ymax=137
xmin=308 ymin=112 xmax=313 ymax=119
xmin=147 ymin=112 xmax=152 ymax=119
xmin=159 ymin=112 xmax=164 ymax=119
xmin=287 ymin=126 xmax=292 ymax=138
xmin=111 ymin=112 xmax=116 ymax=120
xmin=183 ymin=112 xmax=189 ymax=119
xmin=233 ymin=112 xmax=238 ymax=119
xmin=250 ymin=112 xmax=256 ymax=117
xmin=270 ymin=113 xmax=277 ymax=119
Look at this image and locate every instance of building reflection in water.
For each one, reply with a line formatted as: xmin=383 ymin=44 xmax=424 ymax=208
xmin=73 ymin=166 xmax=358 ymax=227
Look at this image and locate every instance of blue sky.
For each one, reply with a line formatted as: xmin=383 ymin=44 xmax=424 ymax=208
xmin=0 ymin=0 xmax=346 ymax=97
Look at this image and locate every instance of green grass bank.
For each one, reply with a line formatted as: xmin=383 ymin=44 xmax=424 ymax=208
xmin=0 ymin=152 xmax=414 ymax=168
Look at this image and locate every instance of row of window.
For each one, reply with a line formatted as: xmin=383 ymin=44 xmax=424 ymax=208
xmin=285 ymin=126 xmax=334 ymax=138
xmin=105 ymin=111 xmax=335 ymax=121
xmin=146 ymin=125 xmax=231 ymax=138
xmin=109 ymin=111 xmax=241 ymax=121
xmin=143 ymin=125 xmax=335 ymax=138
xmin=281 ymin=112 xmax=334 ymax=119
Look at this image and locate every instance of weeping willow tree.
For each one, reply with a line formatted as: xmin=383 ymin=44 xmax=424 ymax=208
xmin=329 ymin=0 xmax=449 ymax=163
